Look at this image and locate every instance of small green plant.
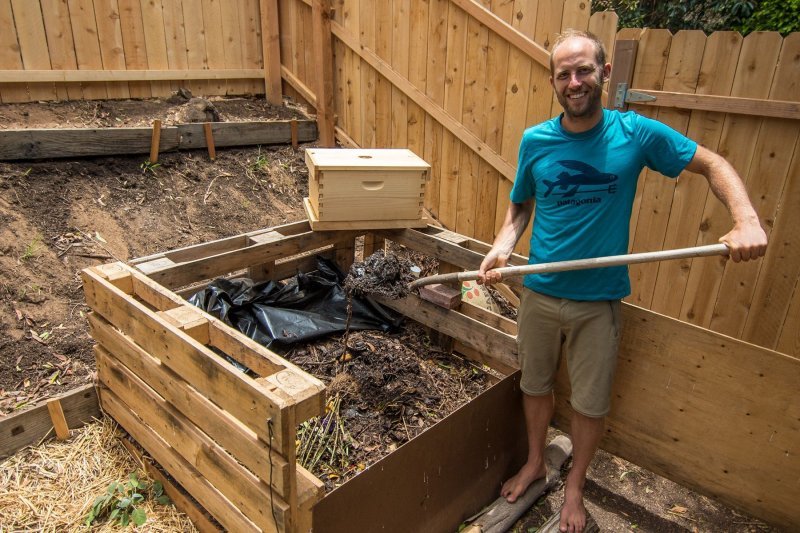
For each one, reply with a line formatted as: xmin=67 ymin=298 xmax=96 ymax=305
xmin=84 ymin=472 xmax=170 ymax=528
xmin=250 ymin=149 xmax=270 ymax=172
xmin=140 ymin=160 xmax=161 ymax=175
xmin=20 ymin=236 xmax=43 ymax=262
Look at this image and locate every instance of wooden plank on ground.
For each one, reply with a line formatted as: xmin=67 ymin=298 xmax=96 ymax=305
xmin=678 ymin=32 xmax=782 ymax=328
xmin=99 ymin=386 xmax=261 ymax=532
xmin=650 ymin=31 xmax=742 ymax=318
xmin=0 ymin=120 xmax=316 ymax=160
xmin=553 ymin=303 xmax=800 ymax=529
xmin=10 ymin=0 xmax=56 ymax=100
xmin=712 ymin=33 xmax=800 ymax=340
xmin=96 ymin=347 xmax=289 ymax=532
xmin=627 ymin=30 xmax=704 ymax=309
xmin=0 ymin=384 xmax=99 ymax=459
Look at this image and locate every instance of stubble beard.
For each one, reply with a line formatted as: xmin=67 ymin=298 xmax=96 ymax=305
xmin=559 ymin=80 xmax=603 ymax=120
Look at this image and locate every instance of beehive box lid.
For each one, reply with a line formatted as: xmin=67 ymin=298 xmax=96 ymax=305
xmin=305 ymin=148 xmax=430 ymax=171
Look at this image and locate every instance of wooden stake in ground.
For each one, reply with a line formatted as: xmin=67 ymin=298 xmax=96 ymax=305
xmin=46 ymin=398 xmax=70 ymax=440
xmin=149 ymin=119 xmax=161 ymax=163
xmin=463 ymin=435 xmax=573 ymax=533
xmin=203 ymin=123 xmax=216 ymax=161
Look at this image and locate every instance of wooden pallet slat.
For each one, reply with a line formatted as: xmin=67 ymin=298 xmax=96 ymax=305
xmin=99 ymin=386 xmax=262 ymax=532
xmin=82 ymin=266 xmax=291 ymax=450
xmin=88 ymin=313 xmax=292 ymax=492
xmin=96 ymin=347 xmax=290 ymax=532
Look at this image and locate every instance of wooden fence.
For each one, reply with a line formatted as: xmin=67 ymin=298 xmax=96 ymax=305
xmin=1 ymin=1 xmax=799 ymax=357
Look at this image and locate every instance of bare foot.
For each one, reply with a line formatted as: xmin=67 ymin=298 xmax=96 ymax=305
xmin=500 ymin=460 xmax=546 ymax=503
xmin=559 ymin=482 xmax=587 ymax=532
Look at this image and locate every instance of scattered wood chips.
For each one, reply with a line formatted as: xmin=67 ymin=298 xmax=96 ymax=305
xmin=0 ymin=416 xmax=196 ymax=532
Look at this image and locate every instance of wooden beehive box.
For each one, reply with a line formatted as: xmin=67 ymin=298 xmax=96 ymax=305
xmin=83 ymin=222 xmax=528 ymax=532
xmin=303 ymin=148 xmax=430 ymax=230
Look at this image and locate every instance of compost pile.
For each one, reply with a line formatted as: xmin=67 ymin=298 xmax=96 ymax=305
xmin=343 ymin=249 xmax=416 ymax=299
xmin=284 ymin=317 xmax=489 ymax=491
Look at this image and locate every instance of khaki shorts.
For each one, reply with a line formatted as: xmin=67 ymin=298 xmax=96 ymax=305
xmin=517 ymin=288 xmax=621 ymax=417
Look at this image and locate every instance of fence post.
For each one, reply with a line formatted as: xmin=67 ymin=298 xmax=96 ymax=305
xmin=605 ymin=39 xmax=638 ymax=111
xmin=260 ymin=0 xmax=283 ymax=105
xmin=312 ymin=0 xmax=336 ymax=147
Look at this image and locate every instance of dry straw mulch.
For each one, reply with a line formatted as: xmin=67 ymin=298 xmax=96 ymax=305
xmin=0 ymin=416 xmax=195 ymax=532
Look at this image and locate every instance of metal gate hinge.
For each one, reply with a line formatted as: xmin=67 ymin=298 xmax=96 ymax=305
xmin=613 ymin=83 xmax=657 ymax=108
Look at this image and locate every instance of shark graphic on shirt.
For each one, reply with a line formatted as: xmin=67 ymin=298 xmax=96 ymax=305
xmin=542 ymin=160 xmax=618 ymax=198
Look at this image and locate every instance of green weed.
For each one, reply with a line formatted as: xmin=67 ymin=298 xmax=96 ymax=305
xmin=20 ymin=237 xmax=43 ymax=262
xmin=140 ymin=160 xmax=161 ymax=175
xmin=84 ymin=471 xmax=170 ymax=528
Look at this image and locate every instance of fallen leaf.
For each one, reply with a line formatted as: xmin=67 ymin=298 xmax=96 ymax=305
xmin=94 ymin=231 xmax=107 ymax=243
xmin=669 ymin=505 xmax=688 ymax=514
xmin=14 ymin=308 xmax=23 ymax=321
xmin=30 ymin=331 xmax=46 ymax=344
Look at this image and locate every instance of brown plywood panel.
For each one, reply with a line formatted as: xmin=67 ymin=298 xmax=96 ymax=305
xmin=312 ymin=372 xmax=526 ymax=533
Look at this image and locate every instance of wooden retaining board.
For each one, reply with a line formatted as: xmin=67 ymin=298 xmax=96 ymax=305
xmin=0 ymin=120 xmax=317 ymax=160
xmin=0 ymin=384 xmax=100 ymax=459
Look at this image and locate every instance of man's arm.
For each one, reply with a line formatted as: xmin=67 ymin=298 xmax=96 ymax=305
xmin=684 ymin=145 xmax=768 ymax=262
xmin=477 ymin=199 xmax=534 ymax=285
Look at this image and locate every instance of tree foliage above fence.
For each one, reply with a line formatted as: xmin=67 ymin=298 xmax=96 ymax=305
xmin=592 ymin=0 xmax=800 ymax=35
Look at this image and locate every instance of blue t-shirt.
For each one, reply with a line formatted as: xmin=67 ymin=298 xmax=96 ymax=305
xmin=510 ymin=109 xmax=697 ymax=300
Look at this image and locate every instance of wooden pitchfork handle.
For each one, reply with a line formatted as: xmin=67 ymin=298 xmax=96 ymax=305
xmin=409 ymin=243 xmax=729 ymax=289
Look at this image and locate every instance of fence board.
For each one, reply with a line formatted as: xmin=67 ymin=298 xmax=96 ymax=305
xmin=405 ymin=0 xmax=428 ymax=159
xmin=139 ymin=0 xmax=172 ymax=96
xmin=343 ymin=0 xmax=362 ymax=144
xmin=67 ymin=0 xmax=107 ymax=99
xmin=777 ymin=259 xmax=800 ymax=357
xmin=359 ymin=0 xmax=376 ymax=148
xmin=650 ymin=31 xmax=742 ymax=317
xmin=201 ymin=0 xmax=227 ymax=95
xmin=628 ymin=30 xmax=704 ymax=309
xmin=588 ymin=11 xmax=618 ymax=65
xmin=116 ymin=0 xmax=151 ymax=98
xmin=94 ymin=0 xmax=130 ymax=99
xmin=482 ymin=0 xmax=512 ymax=244
xmin=424 ymin=0 xmax=449 ymax=219
xmin=0 ymin=0 xmax=27 ymax=103
xmin=39 ymin=0 xmax=81 ymax=100
xmin=390 ymin=0 xmax=409 ymax=148
xmin=219 ymin=1 xmax=246 ymax=95
xmin=679 ymin=32 xmax=783 ymax=328
xmin=623 ymin=28 xmax=671 ymax=285
xmin=161 ymin=0 xmax=189 ymax=93
xmin=735 ymin=34 xmax=800 ymax=345
xmin=456 ymin=13 xmax=489 ymax=236
xmin=10 ymin=0 xmax=56 ymax=101
xmin=374 ymin=0 xmax=392 ymax=147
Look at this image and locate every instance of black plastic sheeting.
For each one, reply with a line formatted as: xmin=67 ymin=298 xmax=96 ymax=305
xmin=187 ymin=257 xmax=402 ymax=350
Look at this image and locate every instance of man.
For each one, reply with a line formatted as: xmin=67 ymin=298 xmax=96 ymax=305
xmin=477 ymin=29 xmax=767 ymax=533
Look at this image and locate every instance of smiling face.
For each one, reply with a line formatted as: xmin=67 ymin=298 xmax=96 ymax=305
xmin=550 ymin=36 xmax=611 ymax=131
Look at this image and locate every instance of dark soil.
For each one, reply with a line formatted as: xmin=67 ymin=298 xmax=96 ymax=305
xmin=344 ymin=249 xmax=418 ymax=299
xmin=0 ymin=97 xmax=782 ymax=533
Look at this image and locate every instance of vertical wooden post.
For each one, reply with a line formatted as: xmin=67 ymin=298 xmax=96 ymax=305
xmin=605 ymin=39 xmax=638 ymax=111
xmin=203 ymin=123 xmax=216 ymax=160
xmin=149 ymin=120 xmax=162 ymax=163
xmin=312 ymin=0 xmax=336 ymax=147
xmin=46 ymin=399 xmax=71 ymax=440
xmin=260 ymin=0 xmax=283 ymax=105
